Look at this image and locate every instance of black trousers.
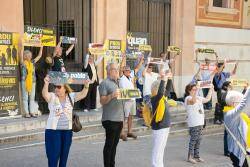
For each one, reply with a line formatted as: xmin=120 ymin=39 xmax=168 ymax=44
xmin=230 ymin=153 xmax=248 ymax=167
xmin=82 ymin=82 xmax=97 ymax=110
xmin=214 ymin=89 xmax=224 ymax=121
xmin=102 ymin=121 xmax=123 ymax=167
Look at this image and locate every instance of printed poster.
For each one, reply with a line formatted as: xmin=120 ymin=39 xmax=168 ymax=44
xmin=0 ymin=32 xmax=21 ymax=118
xmin=48 ymin=71 xmax=89 ymax=85
xmin=23 ymin=25 xmax=56 ymax=47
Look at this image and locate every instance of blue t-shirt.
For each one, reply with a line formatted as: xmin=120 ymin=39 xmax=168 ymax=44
xmin=214 ymin=72 xmax=230 ymax=89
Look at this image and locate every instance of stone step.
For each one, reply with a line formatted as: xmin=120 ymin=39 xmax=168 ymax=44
xmin=0 ymin=122 xmax=224 ymax=151
xmin=0 ymin=107 xmax=214 ymax=135
xmin=0 ymin=115 xmax=216 ymax=146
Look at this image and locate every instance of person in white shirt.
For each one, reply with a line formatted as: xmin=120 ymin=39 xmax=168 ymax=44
xmin=142 ymin=63 xmax=159 ymax=108
xmin=119 ymin=56 xmax=144 ymax=141
xmin=184 ymin=83 xmax=213 ymax=164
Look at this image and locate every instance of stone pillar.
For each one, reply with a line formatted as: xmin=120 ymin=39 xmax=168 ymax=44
xmin=170 ymin=0 xmax=196 ymax=96
xmin=0 ymin=0 xmax=24 ymax=33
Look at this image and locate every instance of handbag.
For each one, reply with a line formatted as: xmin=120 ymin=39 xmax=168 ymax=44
xmin=68 ymin=94 xmax=82 ymax=132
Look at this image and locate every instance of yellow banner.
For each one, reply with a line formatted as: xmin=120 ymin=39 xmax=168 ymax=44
xmin=139 ymin=44 xmax=152 ymax=51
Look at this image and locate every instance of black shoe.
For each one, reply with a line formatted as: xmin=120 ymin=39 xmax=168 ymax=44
xmin=224 ymin=153 xmax=230 ymax=157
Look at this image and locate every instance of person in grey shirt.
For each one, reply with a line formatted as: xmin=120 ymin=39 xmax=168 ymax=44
xmin=99 ymin=62 xmax=124 ymax=167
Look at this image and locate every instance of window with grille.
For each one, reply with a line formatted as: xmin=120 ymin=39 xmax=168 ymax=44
xmin=59 ymin=20 xmax=75 ymax=61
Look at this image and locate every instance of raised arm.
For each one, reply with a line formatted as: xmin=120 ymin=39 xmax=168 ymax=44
xmin=53 ymin=39 xmax=62 ymax=57
xmin=231 ymin=61 xmax=238 ymax=76
xmin=66 ymin=44 xmax=75 ymax=56
xmin=142 ymin=64 xmax=148 ymax=77
xmin=119 ymin=53 xmax=126 ymax=77
xmin=34 ymin=46 xmax=43 ymax=63
xmin=74 ymin=81 xmax=90 ymax=102
xmin=202 ymin=86 xmax=214 ymax=103
xmin=42 ymin=75 xmax=52 ymax=103
xmin=134 ymin=57 xmax=144 ymax=74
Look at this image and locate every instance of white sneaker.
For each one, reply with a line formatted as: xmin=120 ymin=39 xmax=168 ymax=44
xmin=84 ymin=109 xmax=89 ymax=113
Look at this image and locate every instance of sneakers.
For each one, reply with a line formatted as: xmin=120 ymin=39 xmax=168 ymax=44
xmin=120 ymin=134 xmax=128 ymax=141
xmin=214 ymin=120 xmax=223 ymax=125
xmin=83 ymin=109 xmax=89 ymax=113
xmin=188 ymin=157 xmax=197 ymax=164
xmin=24 ymin=113 xmax=31 ymax=118
xmin=195 ymin=157 xmax=205 ymax=163
xmin=30 ymin=114 xmax=37 ymax=118
xmin=127 ymin=133 xmax=137 ymax=140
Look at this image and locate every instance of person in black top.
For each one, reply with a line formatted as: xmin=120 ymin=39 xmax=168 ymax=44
xmin=151 ymin=72 xmax=172 ymax=167
xmin=52 ymin=38 xmax=75 ymax=72
xmin=81 ymin=53 xmax=103 ymax=112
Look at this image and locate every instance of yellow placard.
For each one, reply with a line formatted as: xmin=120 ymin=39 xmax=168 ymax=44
xmin=139 ymin=44 xmax=152 ymax=51
xmin=23 ymin=25 xmax=56 ymax=47
xmin=0 ymin=32 xmax=19 ymax=65
xmin=117 ymin=89 xmax=141 ymax=100
xmin=167 ymin=46 xmax=181 ymax=54
xmin=231 ymin=79 xmax=248 ymax=87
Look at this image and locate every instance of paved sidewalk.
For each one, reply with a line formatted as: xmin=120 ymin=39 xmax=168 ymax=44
xmin=0 ymin=134 xmax=233 ymax=167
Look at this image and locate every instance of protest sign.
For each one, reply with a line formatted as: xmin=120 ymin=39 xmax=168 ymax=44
xmin=0 ymin=32 xmax=21 ymax=118
xmin=48 ymin=71 xmax=89 ymax=85
xmin=60 ymin=36 xmax=77 ymax=44
xmin=23 ymin=25 xmax=56 ymax=47
xmin=167 ymin=46 xmax=181 ymax=55
xmin=104 ymin=39 xmax=125 ymax=57
xmin=230 ymin=79 xmax=248 ymax=87
xmin=148 ymin=57 xmax=164 ymax=65
xmin=117 ymin=89 xmax=141 ymax=100
xmin=139 ymin=44 xmax=152 ymax=52
xmin=88 ymin=43 xmax=106 ymax=55
xmin=197 ymin=48 xmax=215 ymax=54
xmin=200 ymin=64 xmax=217 ymax=71
xmin=126 ymin=32 xmax=150 ymax=59
xmin=197 ymin=80 xmax=213 ymax=89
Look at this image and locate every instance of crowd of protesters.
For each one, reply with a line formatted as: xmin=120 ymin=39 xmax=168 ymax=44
xmin=18 ymin=36 xmax=250 ymax=167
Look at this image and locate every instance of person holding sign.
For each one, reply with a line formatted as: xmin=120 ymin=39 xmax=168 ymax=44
xmin=20 ymin=44 xmax=43 ymax=118
xmin=184 ymin=83 xmax=213 ymax=164
xmin=150 ymin=71 xmax=173 ymax=167
xmin=81 ymin=53 xmax=103 ymax=112
xmin=42 ymin=75 xmax=89 ymax=167
xmin=99 ymin=62 xmax=124 ymax=167
xmin=142 ymin=63 xmax=159 ymax=109
xmin=223 ymin=87 xmax=250 ymax=167
xmin=213 ymin=60 xmax=238 ymax=124
xmin=119 ymin=55 xmax=144 ymax=141
xmin=52 ymin=38 xmax=75 ymax=72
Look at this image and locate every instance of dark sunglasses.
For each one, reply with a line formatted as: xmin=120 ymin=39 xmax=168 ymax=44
xmin=54 ymin=85 xmax=62 ymax=89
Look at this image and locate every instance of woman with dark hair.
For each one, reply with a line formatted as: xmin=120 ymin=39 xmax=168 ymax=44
xmin=42 ymin=75 xmax=89 ymax=167
xmin=184 ymin=83 xmax=213 ymax=164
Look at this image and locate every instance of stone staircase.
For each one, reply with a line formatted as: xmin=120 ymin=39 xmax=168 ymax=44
xmin=0 ymin=106 xmax=224 ymax=151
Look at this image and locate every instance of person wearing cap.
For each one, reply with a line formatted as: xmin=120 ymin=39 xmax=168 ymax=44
xmin=224 ymin=87 xmax=250 ymax=167
xmin=42 ymin=75 xmax=89 ymax=167
xmin=52 ymin=38 xmax=75 ymax=72
xmin=119 ymin=56 xmax=144 ymax=141
xmin=81 ymin=53 xmax=103 ymax=112
xmin=213 ymin=60 xmax=238 ymax=124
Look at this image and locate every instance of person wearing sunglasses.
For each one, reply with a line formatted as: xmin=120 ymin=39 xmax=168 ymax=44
xmin=184 ymin=83 xmax=213 ymax=164
xmin=42 ymin=75 xmax=89 ymax=167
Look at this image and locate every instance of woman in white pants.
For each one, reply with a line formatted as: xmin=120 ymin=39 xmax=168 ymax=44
xmin=150 ymin=73 xmax=172 ymax=167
